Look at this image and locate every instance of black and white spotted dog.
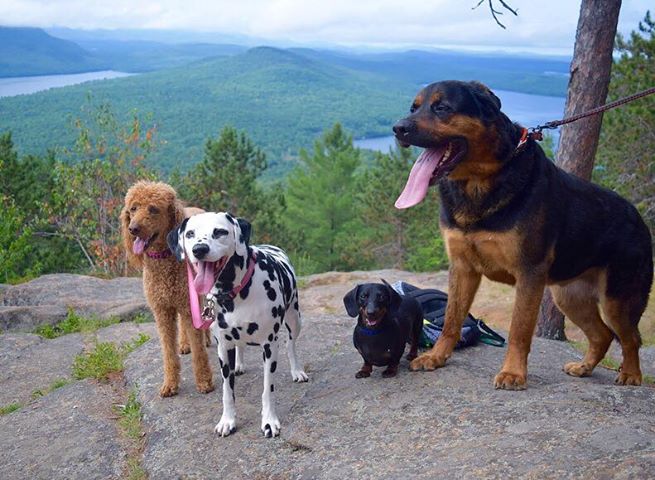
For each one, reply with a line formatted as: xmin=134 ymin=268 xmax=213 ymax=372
xmin=167 ymin=212 xmax=308 ymax=438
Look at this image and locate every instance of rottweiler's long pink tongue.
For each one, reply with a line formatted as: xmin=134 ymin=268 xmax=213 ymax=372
xmin=395 ymin=147 xmax=446 ymax=209
xmin=193 ymin=261 xmax=216 ymax=295
xmin=132 ymin=238 xmax=146 ymax=255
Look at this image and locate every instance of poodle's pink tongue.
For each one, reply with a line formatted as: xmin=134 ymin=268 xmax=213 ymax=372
xmin=395 ymin=147 xmax=447 ymax=209
xmin=193 ymin=261 xmax=216 ymax=295
xmin=132 ymin=238 xmax=146 ymax=255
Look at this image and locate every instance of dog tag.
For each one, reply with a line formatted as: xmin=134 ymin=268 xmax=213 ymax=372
xmin=201 ymin=299 xmax=216 ymax=321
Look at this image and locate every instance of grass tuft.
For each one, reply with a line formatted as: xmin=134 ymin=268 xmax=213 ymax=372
xmin=34 ymin=308 xmax=121 ymax=339
xmin=31 ymin=377 xmax=71 ymax=399
xmin=0 ymin=402 xmax=22 ymax=415
xmin=117 ymin=390 xmax=143 ymax=440
xmin=73 ymin=333 xmax=150 ymax=381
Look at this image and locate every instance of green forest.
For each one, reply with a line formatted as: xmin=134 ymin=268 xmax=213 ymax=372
xmin=0 ymin=43 xmax=569 ymax=179
xmin=1 ymin=14 xmax=653 ymax=284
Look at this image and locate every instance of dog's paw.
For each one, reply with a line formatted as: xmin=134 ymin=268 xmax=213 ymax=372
xmin=178 ymin=343 xmax=191 ymax=355
xmin=409 ymin=353 xmax=446 ymax=371
xmin=159 ymin=382 xmax=179 ymax=398
xmin=261 ymin=414 xmax=281 ymax=438
xmin=234 ymin=364 xmax=245 ymax=376
xmin=563 ymin=361 xmax=593 ymax=377
xmin=494 ymin=371 xmax=527 ymax=390
xmin=196 ymin=379 xmax=215 ymax=394
xmin=382 ymin=366 xmax=398 ymax=378
xmin=214 ymin=416 xmax=237 ymax=437
xmin=406 ymin=351 xmax=418 ymax=362
xmin=355 ymin=370 xmax=371 ymax=379
xmin=615 ymin=371 xmax=641 ymax=386
xmin=291 ymin=369 xmax=309 ymax=383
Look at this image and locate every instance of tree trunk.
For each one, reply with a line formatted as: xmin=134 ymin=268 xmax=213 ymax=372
xmin=536 ymin=0 xmax=622 ymax=340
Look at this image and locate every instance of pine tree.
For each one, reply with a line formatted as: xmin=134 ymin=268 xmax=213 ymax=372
xmin=175 ymin=126 xmax=288 ymax=245
xmin=285 ymin=123 xmax=362 ymax=273
xmin=356 ymin=146 xmax=446 ymax=271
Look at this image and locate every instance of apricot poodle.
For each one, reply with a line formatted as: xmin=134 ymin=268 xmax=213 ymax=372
xmin=121 ymin=180 xmax=214 ymax=396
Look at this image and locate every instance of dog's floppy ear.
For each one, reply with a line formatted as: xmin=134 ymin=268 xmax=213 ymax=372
xmin=166 ymin=217 xmax=189 ymax=262
xmin=381 ymin=279 xmax=402 ymax=312
xmin=229 ymin=213 xmax=250 ymax=257
xmin=120 ymin=203 xmax=142 ymax=269
xmin=469 ymin=81 xmax=501 ymax=121
xmin=343 ymin=285 xmax=361 ymax=318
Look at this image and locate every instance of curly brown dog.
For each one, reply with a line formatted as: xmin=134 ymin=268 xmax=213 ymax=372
xmin=393 ymin=80 xmax=653 ymax=389
xmin=121 ymin=181 xmax=214 ymax=397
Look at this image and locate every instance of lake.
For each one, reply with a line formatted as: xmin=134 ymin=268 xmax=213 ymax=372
xmin=354 ymin=89 xmax=566 ymax=152
xmin=0 ymin=70 xmax=133 ymax=98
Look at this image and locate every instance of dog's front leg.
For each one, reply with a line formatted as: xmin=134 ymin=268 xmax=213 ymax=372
xmin=410 ymin=259 xmax=481 ymax=371
xmin=214 ymin=342 xmax=237 ymax=436
xmin=261 ymin=341 xmax=281 ymax=437
xmin=494 ymin=273 xmax=546 ymax=390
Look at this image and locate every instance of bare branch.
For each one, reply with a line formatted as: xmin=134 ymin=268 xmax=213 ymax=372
xmin=473 ymin=0 xmax=519 ymax=29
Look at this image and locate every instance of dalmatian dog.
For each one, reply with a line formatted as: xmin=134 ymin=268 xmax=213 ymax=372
xmin=167 ymin=211 xmax=308 ymax=438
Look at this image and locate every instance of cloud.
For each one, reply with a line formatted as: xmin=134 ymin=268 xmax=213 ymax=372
xmin=0 ymin=0 xmax=650 ymax=54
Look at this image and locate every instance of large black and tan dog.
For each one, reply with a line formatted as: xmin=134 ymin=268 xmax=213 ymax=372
xmin=393 ymin=80 xmax=652 ymax=389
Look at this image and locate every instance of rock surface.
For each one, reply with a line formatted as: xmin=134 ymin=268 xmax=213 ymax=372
xmin=0 ymin=273 xmax=147 ymax=331
xmin=0 ymin=333 xmax=84 ymax=406
xmin=0 ymin=380 xmax=127 ymax=480
xmin=124 ymin=313 xmax=655 ymax=479
xmin=1 ymin=270 xmax=653 ymax=480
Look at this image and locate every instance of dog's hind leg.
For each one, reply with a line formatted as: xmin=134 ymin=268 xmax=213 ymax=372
xmin=550 ymin=283 xmax=613 ymax=378
xmin=214 ymin=343 xmax=237 ymax=437
xmin=283 ymin=301 xmax=309 ymax=382
xmin=179 ymin=309 xmax=214 ymax=393
xmin=234 ymin=346 xmax=245 ymax=375
xmin=261 ymin=341 xmax=281 ymax=437
xmin=600 ymin=296 xmax=643 ymax=386
xmin=177 ymin=314 xmax=191 ymax=354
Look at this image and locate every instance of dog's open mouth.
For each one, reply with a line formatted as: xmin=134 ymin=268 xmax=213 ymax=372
xmin=395 ymin=139 xmax=467 ymax=209
xmin=191 ymin=257 xmax=228 ymax=295
xmin=362 ymin=312 xmax=384 ymax=328
xmin=132 ymin=233 xmax=157 ymax=255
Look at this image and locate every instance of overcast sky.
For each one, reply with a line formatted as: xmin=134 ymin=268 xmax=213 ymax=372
xmin=0 ymin=0 xmax=651 ymax=55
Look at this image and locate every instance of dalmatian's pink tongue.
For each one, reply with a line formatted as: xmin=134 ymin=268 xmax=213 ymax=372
xmin=193 ymin=261 xmax=216 ymax=295
xmin=132 ymin=238 xmax=146 ymax=255
xmin=395 ymin=146 xmax=448 ymax=209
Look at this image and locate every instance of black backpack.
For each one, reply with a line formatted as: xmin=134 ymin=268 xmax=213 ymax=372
xmin=395 ymin=282 xmax=505 ymax=349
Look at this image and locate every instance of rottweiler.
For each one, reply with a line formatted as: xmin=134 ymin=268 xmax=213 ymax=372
xmin=392 ymin=80 xmax=653 ymax=389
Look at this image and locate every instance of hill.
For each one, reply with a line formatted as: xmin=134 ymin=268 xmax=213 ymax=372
xmin=0 ymin=27 xmax=103 ymax=77
xmin=0 ymin=46 xmax=412 ymax=176
xmin=0 ymin=45 xmax=570 ymax=177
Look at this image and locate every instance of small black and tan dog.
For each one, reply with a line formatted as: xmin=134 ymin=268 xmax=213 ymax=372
xmin=393 ymin=80 xmax=653 ymax=389
xmin=343 ymin=280 xmax=423 ymax=378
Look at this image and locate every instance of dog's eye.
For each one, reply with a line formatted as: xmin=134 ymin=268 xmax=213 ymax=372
xmin=212 ymin=228 xmax=228 ymax=239
xmin=185 ymin=230 xmax=195 ymax=239
xmin=359 ymin=293 xmax=368 ymax=301
xmin=410 ymin=104 xmax=418 ymax=113
xmin=148 ymin=206 xmax=160 ymax=214
xmin=431 ymin=103 xmax=452 ymax=114
xmin=130 ymin=206 xmax=137 ymax=212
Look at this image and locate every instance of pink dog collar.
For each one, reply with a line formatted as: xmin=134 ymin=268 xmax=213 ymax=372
xmin=187 ymin=252 xmax=257 ymax=330
xmin=146 ymin=249 xmax=172 ymax=259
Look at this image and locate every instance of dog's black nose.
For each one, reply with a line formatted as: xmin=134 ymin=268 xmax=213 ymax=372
xmin=392 ymin=119 xmax=416 ymax=137
xmin=129 ymin=225 xmax=140 ymax=236
xmin=192 ymin=243 xmax=210 ymax=259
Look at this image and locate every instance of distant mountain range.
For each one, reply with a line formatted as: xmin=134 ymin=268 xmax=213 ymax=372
xmin=0 ymin=26 xmax=246 ymax=76
xmin=0 ymin=26 xmax=570 ymax=177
